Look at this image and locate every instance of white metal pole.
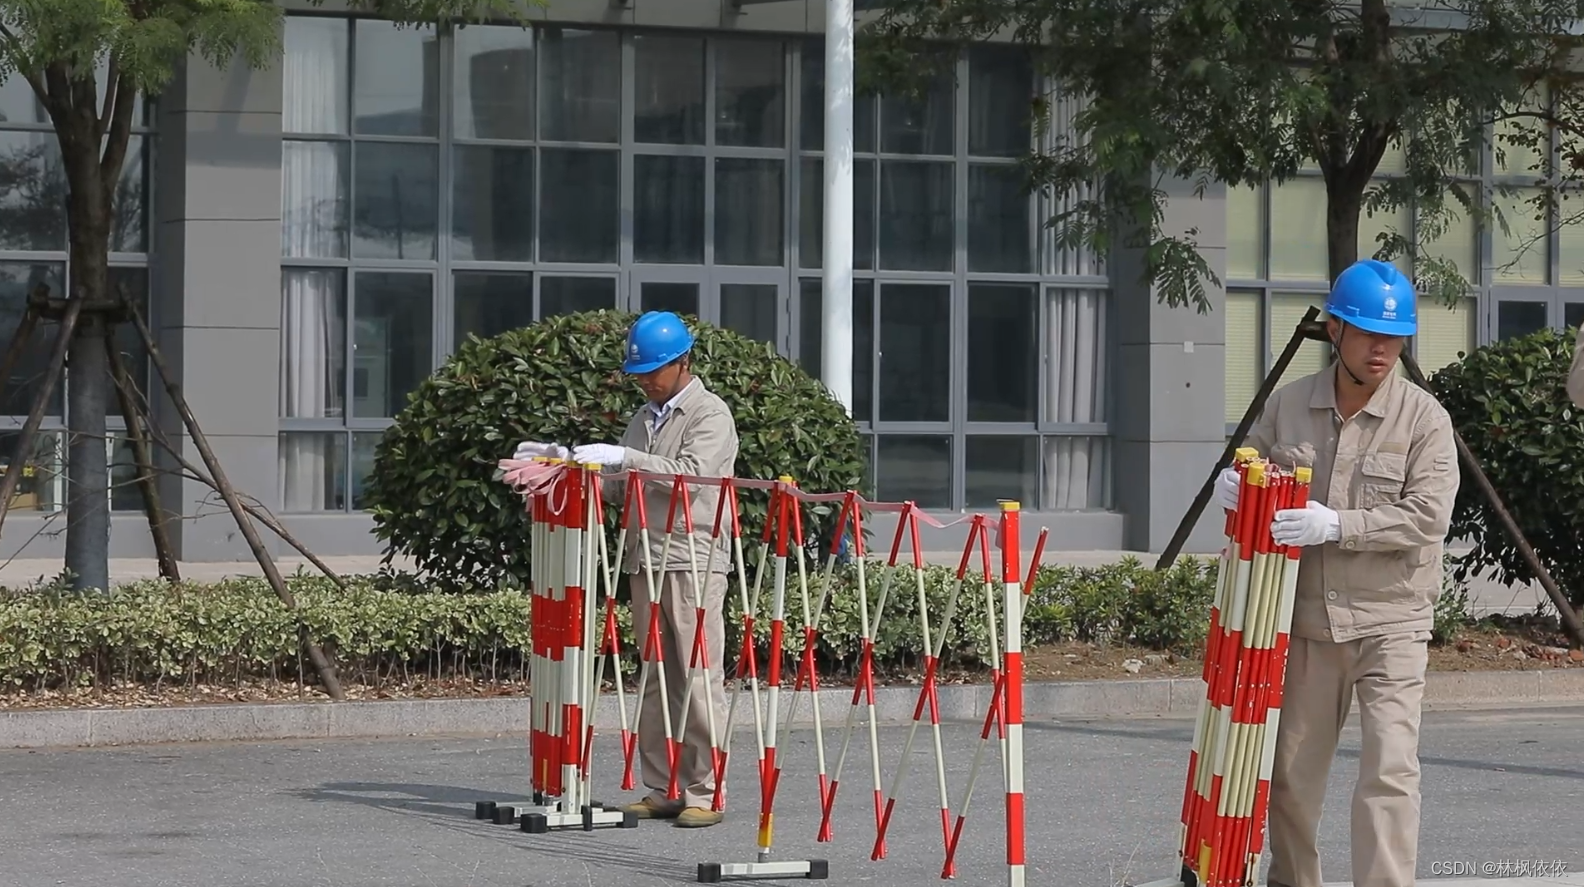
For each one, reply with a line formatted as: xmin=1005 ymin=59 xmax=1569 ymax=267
xmin=821 ymin=0 xmax=855 ymax=416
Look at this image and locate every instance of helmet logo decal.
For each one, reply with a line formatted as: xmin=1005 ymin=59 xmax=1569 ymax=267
xmin=1381 ymin=296 xmax=1397 ymax=319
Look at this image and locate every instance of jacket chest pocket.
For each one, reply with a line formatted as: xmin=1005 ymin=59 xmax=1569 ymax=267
xmin=1357 ymin=450 xmax=1407 ymax=508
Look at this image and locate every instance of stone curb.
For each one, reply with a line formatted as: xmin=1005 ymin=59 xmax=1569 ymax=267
xmin=4 ymin=668 xmax=1583 ymax=750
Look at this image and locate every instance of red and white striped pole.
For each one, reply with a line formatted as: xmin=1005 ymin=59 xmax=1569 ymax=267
xmin=1000 ymin=500 xmax=1025 ymax=887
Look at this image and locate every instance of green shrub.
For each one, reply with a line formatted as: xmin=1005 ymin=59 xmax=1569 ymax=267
xmin=0 ymin=559 xmax=1221 ymax=691
xmin=1432 ymin=552 xmax=1475 ymax=645
xmin=361 ymin=309 xmax=867 ymax=593
xmin=1428 ymin=327 xmax=1584 ymax=610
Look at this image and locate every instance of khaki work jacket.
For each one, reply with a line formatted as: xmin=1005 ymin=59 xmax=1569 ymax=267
xmin=1567 ymin=323 xmax=1584 ymax=408
xmin=600 ymin=378 xmax=740 ymax=576
xmin=1244 ymin=363 xmax=1459 ymax=643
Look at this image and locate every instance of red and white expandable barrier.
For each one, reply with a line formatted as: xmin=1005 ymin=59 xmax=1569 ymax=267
xmin=478 ymin=459 xmax=1046 ymax=886
xmin=1137 ymin=448 xmax=1308 ymax=887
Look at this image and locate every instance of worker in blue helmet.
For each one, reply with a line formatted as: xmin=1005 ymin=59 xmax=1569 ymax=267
xmin=1209 ymin=259 xmax=1457 ymax=887
xmin=516 ymin=310 xmax=739 ymax=828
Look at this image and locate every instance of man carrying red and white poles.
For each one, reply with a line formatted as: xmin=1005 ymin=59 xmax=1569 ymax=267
xmin=1210 ymin=259 xmax=1459 ymax=887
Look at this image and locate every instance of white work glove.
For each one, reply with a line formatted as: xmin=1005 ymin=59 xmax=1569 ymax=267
xmin=1271 ymin=500 xmax=1341 ymax=548
xmin=512 ymin=440 xmax=568 ymax=461
xmin=572 ymin=443 xmax=627 ymax=468
xmin=1215 ymin=466 xmax=1241 ymax=512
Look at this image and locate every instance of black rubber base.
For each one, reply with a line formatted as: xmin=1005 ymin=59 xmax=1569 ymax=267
xmin=621 ymin=810 xmax=639 ymax=829
xmin=521 ymin=813 xmax=549 ymax=834
xmin=807 ymin=860 xmax=829 ymax=879
xmin=474 ymin=801 xmax=496 ymax=820
xmin=698 ymin=863 xmax=721 ymax=883
xmin=693 ymin=860 xmax=829 ymax=882
xmin=1181 ymin=862 xmax=1200 ymax=887
xmin=492 ymin=805 xmax=516 ymax=825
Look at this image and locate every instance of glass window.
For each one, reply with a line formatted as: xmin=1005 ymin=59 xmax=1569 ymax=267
xmin=879 ymin=161 xmax=952 ymax=271
xmin=279 ymin=431 xmax=348 ymax=512
xmin=968 ymin=47 xmax=1031 ymax=158
xmin=967 ymin=283 xmax=1037 ymax=422
xmin=352 ymin=272 xmax=433 ymax=419
xmin=1495 ymin=298 xmax=1548 ymax=340
xmin=1495 ymin=81 xmax=1548 ymax=176
xmin=1493 ymin=187 xmax=1548 ymax=285
xmin=1557 ymin=214 xmax=1584 ymax=286
xmin=641 ymin=281 xmax=699 ymax=317
xmin=1268 ymin=177 xmax=1327 ymax=281
xmin=716 ymin=39 xmax=785 ymax=148
xmin=716 ymin=159 xmax=783 ymax=266
xmin=1420 ymin=197 xmax=1478 ymax=284
xmin=453 ymin=24 xmax=534 ymax=142
xmin=874 ymin=435 xmax=951 ymax=508
xmin=799 ymin=157 xmax=874 ymax=270
xmin=281 ymin=141 xmax=349 ymax=259
xmin=453 ymin=271 xmax=533 ymax=348
xmin=880 ymin=72 xmax=952 ymax=155
xmin=1043 ymin=287 xmax=1108 ymax=425
xmin=1270 ymin=292 xmax=1331 ymax=379
xmin=0 ymin=430 xmax=63 ymax=512
xmin=1414 ymin=296 xmax=1476 ymax=375
xmin=879 ymin=282 xmax=949 ymax=422
xmin=451 ymin=144 xmax=534 ymax=262
xmin=282 ymin=16 xmax=348 ymax=135
xmin=1042 ymin=435 xmax=1110 ymax=510
xmin=351 ymin=431 xmax=383 ymax=510
xmin=280 ymin=268 xmax=346 ymax=420
xmin=1224 ymin=289 xmax=1262 ymax=425
xmin=108 ymin=436 xmax=144 ymax=512
xmin=797 ymin=277 xmax=873 ymax=422
xmin=107 ymin=267 xmax=150 ymax=394
xmin=539 ymin=149 xmax=618 ymax=263
xmin=0 ymin=131 xmax=66 ymax=253
xmin=542 ymin=276 xmax=616 ymax=316
xmin=968 ymin=164 xmax=1031 ymax=273
xmin=720 ymin=283 xmax=778 ymax=345
xmin=352 ymin=20 xmax=438 ymax=137
xmin=634 ymin=34 xmax=705 ymax=145
xmin=1357 ymin=181 xmax=1410 ymax=275
xmin=799 ymin=42 xmax=875 ymax=153
xmin=539 ymin=28 xmax=620 ymax=143
xmin=966 ymin=436 xmax=1038 ymax=507
xmin=634 ymin=155 xmax=705 ymax=264
xmin=0 ymin=262 xmax=64 ymax=417
xmin=111 ymin=136 xmax=147 ymax=253
xmin=1226 ymin=183 xmax=1263 ymax=280
xmin=353 ymin=142 xmax=438 ymax=260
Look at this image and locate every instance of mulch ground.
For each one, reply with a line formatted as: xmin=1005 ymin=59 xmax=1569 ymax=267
xmin=2 ymin=616 xmax=1577 ymax=711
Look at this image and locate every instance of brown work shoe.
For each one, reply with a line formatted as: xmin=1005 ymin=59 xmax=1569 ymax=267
xmin=621 ymin=797 xmax=682 ymax=819
xmin=675 ymin=806 xmax=723 ymax=828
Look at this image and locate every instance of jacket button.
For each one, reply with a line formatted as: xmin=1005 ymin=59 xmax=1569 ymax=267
xmin=1327 ymin=590 xmax=1338 ymax=600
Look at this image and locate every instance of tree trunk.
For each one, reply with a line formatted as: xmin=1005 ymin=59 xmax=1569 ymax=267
xmin=62 ymin=147 xmax=111 ymax=595
xmin=1324 ymin=176 xmax=1364 ymax=286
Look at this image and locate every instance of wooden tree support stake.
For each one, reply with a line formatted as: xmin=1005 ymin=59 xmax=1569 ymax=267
xmin=124 ymin=301 xmax=344 ymax=700
xmin=0 ymin=298 xmax=81 ymax=539
xmin=104 ymin=333 xmax=180 ymax=583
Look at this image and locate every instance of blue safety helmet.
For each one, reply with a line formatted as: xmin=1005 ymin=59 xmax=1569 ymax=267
xmin=1324 ymin=259 xmax=1417 ymax=337
xmin=623 ymin=310 xmax=694 ymax=374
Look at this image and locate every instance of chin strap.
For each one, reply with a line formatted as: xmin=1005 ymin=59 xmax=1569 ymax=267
xmin=1333 ymin=324 xmax=1367 ymax=386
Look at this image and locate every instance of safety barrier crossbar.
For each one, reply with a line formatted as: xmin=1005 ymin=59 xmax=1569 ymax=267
xmin=1134 ymin=448 xmax=1309 ymax=887
xmin=475 ymin=457 xmax=1048 ymax=886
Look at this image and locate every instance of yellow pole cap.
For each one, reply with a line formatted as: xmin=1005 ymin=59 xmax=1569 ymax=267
xmin=1294 ymin=466 xmax=1312 ymax=483
xmin=1247 ymin=461 xmax=1268 ymax=486
xmin=1000 ymin=500 xmax=1020 ymax=512
xmin=1234 ymin=446 xmax=1260 ymax=463
xmin=777 ymin=475 xmax=795 ymax=483
xmin=584 ymin=462 xmax=603 ymax=470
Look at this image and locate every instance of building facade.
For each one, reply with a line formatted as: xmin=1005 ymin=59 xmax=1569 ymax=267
xmin=0 ymin=0 xmax=1565 ymax=562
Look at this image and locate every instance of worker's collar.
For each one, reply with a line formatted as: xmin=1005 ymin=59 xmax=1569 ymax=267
xmin=1309 ymin=361 xmax=1397 ymax=419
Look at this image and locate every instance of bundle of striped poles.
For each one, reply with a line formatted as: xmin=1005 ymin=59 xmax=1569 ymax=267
xmin=1171 ymin=448 xmax=1310 ymax=887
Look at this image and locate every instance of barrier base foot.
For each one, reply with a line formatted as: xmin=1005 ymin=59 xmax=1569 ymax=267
xmin=697 ymin=859 xmax=828 ymax=882
xmin=520 ymin=806 xmax=632 ymax=833
xmin=1130 ymin=878 xmax=1186 ymax=887
xmin=477 ymin=803 xmax=557 ymax=825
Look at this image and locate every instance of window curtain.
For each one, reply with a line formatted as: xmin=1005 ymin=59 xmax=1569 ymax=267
xmin=1040 ymin=89 xmax=1110 ymax=510
xmin=279 ymin=21 xmax=346 ymax=511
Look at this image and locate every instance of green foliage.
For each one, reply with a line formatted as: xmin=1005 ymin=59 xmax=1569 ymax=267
xmin=1428 ymin=327 xmax=1584 ymax=610
xmin=362 ymin=309 xmax=867 ymax=592
xmin=860 ymin=0 xmax=1579 ymax=308
xmin=1433 ymin=553 xmax=1475 ymax=646
xmin=0 ymin=559 xmax=1221 ymax=690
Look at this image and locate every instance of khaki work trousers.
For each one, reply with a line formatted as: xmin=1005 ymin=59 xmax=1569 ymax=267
xmin=630 ymin=569 xmax=729 ymax=811
xmin=1266 ymin=631 xmax=1430 ymax=887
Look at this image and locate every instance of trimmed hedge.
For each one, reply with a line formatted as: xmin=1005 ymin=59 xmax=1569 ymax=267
xmin=0 ymin=556 xmax=1475 ymax=691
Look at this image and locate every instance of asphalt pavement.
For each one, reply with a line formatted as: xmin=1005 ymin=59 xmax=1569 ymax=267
xmin=1 ymin=704 xmax=1581 ymax=887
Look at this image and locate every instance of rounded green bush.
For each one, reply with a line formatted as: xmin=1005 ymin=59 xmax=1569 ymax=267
xmin=362 ymin=309 xmax=868 ymax=592
xmin=1428 ymin=327 xmax=1584 ymax=608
